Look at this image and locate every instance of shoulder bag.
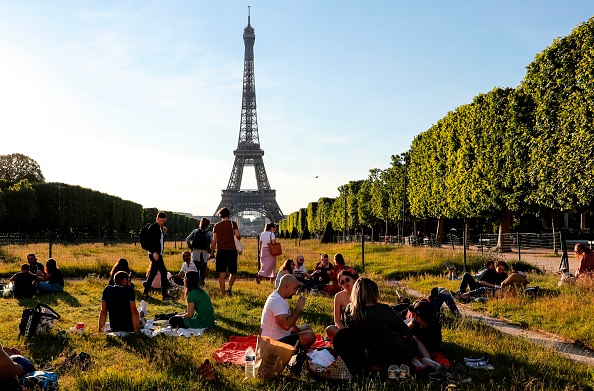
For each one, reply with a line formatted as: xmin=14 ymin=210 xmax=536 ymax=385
xmin=230 ymin=221 xmax=243 ymax=255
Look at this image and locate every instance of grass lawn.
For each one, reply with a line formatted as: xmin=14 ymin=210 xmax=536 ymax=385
xmin=1 ymin=241 xmax=593 ymax=389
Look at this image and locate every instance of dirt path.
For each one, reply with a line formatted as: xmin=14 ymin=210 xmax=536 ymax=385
xmin=390 ymin=283 xmax=594 ymax=367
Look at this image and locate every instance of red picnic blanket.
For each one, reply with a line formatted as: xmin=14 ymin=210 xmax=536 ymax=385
xmin=213 ymin=334 xmax=331 ymax=365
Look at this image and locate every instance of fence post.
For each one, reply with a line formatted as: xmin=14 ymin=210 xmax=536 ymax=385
xmin=463 ymin=231 xmax=467 ymax=273
xmin=517 ymin=232 xmax=521 ymax=262
xmin=361 ymin=234 xmax=365 ymax=273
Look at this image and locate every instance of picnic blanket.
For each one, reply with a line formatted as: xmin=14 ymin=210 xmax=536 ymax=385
xmin=213 ymin=334 xmax=331 ymax=365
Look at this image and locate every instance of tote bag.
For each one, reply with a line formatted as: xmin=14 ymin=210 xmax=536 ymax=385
xmin=268 ymin=233 xmax=282 ymax=257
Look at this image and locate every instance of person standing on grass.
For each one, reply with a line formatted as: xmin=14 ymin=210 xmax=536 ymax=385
xmin=186 ymin=217 xmax=212 ymax=286
xmin=35 ymin=258 xmax=64 ymax=293
xmin=257 ymin=222 xmax=278 ymax=284
xmin=168 ymin=271 xmax=216 ymax=329
xmin=260 ymin=274 xmax=316 ymax=350
xmin=210 ymin=207 xmax=240 ymax=297
xmin=9 ymin=264 xmax=36 ymax=299
xmin=142 ymin=211 xmax=172 ymax=301
xmin=575 ymin=243 xmax=594 ymax=278
xmin=99 ymin=271 xmax=140 ymax=333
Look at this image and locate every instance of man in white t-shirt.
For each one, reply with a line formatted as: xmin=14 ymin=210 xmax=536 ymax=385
xmin=293 ymin=254 xmax=312 ymax=284
xmin=260 ymin=274 xmax=315 ymax=349
xmin=170 ymin=251 xmax=197 ymax=286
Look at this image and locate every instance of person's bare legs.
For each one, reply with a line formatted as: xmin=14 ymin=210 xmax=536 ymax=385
xmin=228 ymin=273 xmax=236 ymax=292
xmin=219 ymin=272 xmax=227 ymax=296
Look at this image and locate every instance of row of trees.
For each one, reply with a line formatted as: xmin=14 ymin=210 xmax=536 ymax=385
xmin=278 ymin=17 xmax=594 ymax=244
xmin=0 ymin=171 xmax=199 ymax=237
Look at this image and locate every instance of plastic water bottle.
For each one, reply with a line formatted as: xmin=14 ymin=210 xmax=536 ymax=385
xmin=245 ymin=347 xmax=256 ymax=378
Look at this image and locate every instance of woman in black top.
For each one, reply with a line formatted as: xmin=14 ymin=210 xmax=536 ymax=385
xmin=37 ymin=258 xmax=64 ymax=293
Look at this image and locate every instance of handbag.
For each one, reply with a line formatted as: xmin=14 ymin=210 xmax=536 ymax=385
xmin=268 ymin=233 xmax=282 ymax=257
xmin=230 ymin=221 xmax=243 ymax=255
xmin=307 ymin=355 xmax=352 ymax=381
xmin=255 ymin=335 xmax=296 ymax=379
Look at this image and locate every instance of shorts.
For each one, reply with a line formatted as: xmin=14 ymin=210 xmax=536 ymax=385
xmin=215 ymin=249 xmax=238 ymax=274
xmin=278 ymin=332 xmax=301 ymax=348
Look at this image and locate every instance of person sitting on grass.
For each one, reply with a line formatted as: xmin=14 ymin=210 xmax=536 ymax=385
xmin=169 ymin=271 xmax=216 ymax=330
xmin=26 ymin=254 xmax=45 ymax=277
xmin=575 ymin=244 xmax=594 ymax=279
xmin=304 ymin=254 xmax=334 ymax=291
xmin=407 ymin=300 xmax=443 ymax=370
xmin=323 ymin=253 xmax=347 ymax=295
xmin=98 ymin=271 xmax=140 ymax=333
xmin=454 ymin=260 xmax=508 ymax=301
xmin=0 ymin=343 xmax=35 ymax=385
xmin=35 ymin=258 xmax=64 ymax=293
xmin=455 ymin=259 xmax=495 ymax=295
xmin=108 ymin=258 xmax=133 ymax=287
xmin=293 ymin=254 xmax=312 ymax=284
xmin=9 ymin=264 xmax=37 ymax=299
xmin=325 ymin=268 xmax=358 ymax=340
xmin=428 ymin=287 xmax=461 ymax=317
xmin=260 ymin=274 xmax=316 ymax=350
xmin=275 ymin=259 xmax=303 ymax=290
xmin=170 ymin=251 xmax=198 ymax=287
xmin=333 ymin=277 xmax=416 ymax=375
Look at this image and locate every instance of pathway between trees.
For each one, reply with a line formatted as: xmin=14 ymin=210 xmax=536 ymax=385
xmin=389 ymin=282 xmax=594 ymax=367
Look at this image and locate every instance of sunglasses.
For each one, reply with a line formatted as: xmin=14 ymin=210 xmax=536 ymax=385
xmin=339 ymin=278 xmax=351 ymax=285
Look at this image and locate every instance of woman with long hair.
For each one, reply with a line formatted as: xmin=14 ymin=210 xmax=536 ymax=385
xmin=257 ymin=222 xmax=278 ymax=283
xmin=575 ymin=243 xmax=594 ymax=278
xmin=325 ymin=268 xmax=358 ymax=340
xmin=108 ymin=258 xmax=133 ymax=286
xmin=274 ymin=259 xmax=295 ymax=289
xmin=168 ymin=271 xmax=215 ymax=329
xmin=36 ymin=258 xmax=64 ymax=293
xmin=333 ymin=277 xmax=415 ymax=375
xmin=323 ymin=253 xmax=347 ymax=295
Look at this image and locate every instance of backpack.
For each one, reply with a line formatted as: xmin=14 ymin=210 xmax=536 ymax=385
xmin=191 ymin=229 xmax=209 ymax=250
xmin=19 ymin=304 xmax=60 ymax=338
xmin=139 ymin=224 xmax=151 ymax=251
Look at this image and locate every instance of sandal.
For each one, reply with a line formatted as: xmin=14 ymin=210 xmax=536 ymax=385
xmin=200 ymin=359 xmax=215 ymax=382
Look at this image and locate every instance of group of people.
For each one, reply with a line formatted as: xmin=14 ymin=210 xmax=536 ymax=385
xmin=8 ymin=254 xmax=64 ymax=299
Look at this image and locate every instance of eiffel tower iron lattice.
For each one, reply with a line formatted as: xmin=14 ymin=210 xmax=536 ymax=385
xmin=213 ymin=11 xmax=284 ymax=223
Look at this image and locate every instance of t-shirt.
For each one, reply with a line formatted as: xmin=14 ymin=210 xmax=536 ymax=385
xmin=260 ymin=291 xmax=291 ymax=340
xmin=500 ymin=272 xmax=530 ymax=289
xmin=47 ymin=269 xmax=64 ymax=286
xmin=293 ymin=264 xmax=307 ymax=280
xmin=480 ymin=269 xmax=508 ymax=286
xmin=11 ymin=272 xmax=36 ymax=298
xmin=180 ymin=262 xmax=198 ymax=274
xmin=213 ymin=220 xmax=239 ymax=251
xmin=101 ymin=285 xmax=135 ymax=332
xmin=29 ymin=262 xmax=45 ymax=275
xmin=410 ymin=319 xmax=442 ymax=353
xmin=183 ymin=289 xmax=216 ymax=329
xmin=314 ymin=262 xmax=334 ymax=285
xmin=260 ymin=231 xmax=275 ymax=249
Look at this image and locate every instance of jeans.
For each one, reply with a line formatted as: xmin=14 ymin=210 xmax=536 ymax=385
xmin=38 ymin=282 xmax=63 ymax=293
xmin=458 ymin=273 xmax=479 ymax=293
xmin=432 ymin=292 xmax=459 ymax=315
xmin=144 ymin=254 xmax=169 ymax=296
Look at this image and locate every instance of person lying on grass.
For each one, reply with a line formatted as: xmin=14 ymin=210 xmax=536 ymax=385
xmin=0 ymin=343 xmax=35 ymax=384
xmin=454 ymin=261 xmax=508 ymax=302
xmin=169 ymin=271 xmax=216 ymax=329
xmin=499 ymin=262 xmax=530 ymax=290
xmin=261 ymin=274 xmax=315 ymax=350
xmin=325 ymin=268 xmax=359 ymax=341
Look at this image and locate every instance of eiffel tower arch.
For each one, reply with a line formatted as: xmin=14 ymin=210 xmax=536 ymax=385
xmin=213 ymin=10 xmax=284 ymax=226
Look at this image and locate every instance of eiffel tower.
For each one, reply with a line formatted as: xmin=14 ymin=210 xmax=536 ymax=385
xmin=213 ymin=10 xmax=284 ymax=223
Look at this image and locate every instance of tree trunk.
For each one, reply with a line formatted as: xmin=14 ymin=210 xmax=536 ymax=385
xmin=497 ymin=208 xmax=513 ymax=252
xmin=552 ymin=210 xmax=558 ymax=255
xmin=436 ymin=216 xmax=445 ymax=244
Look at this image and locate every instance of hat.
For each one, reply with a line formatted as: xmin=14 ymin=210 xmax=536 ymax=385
xmin=409 ymin=300 xmax=435 ymax=323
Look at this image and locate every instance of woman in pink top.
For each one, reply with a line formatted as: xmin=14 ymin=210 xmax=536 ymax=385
xmin=575 ymin=243 xmax=594 ymax=278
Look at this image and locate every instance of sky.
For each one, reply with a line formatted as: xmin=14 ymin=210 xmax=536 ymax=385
xmin=1 ymin=1 xmax=593 ymax=218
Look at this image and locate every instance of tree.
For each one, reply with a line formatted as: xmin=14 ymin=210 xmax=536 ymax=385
xmin=0 ymin=153 xmax=45 ymax=183
xmin=4 ymin=179 xmax=37 ymax=231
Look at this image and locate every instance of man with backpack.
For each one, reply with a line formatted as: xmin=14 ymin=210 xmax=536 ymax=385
xmin=140 ymin=211 xmax=172 ymax=301
xmin=186 ymin=218 xmax=212 ymax=287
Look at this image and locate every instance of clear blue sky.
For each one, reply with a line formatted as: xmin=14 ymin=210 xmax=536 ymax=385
xmin=1 ymin=1 xmax=593 ymax=217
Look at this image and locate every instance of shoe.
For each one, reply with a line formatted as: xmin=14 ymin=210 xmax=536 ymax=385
xmin=428 ymin=365 xmax=449 ymax=381
xmin=398 ymin=364 xmax=411 ymax=379
xmin=256 ymin=275 xmax=261 ymax=284
xmin=226 ymin=289 xmax=233 ymax=297
xmin=200 ymin=359 xmax=215 ymax=382
xmin=447 ymin=365 xmax=472 ymax=383
xmin=466 ymin=361 xmax=494 ymax=370
xmin=463 ymin=356 xmax=487 ymax=363
xmin=162 ymin=295 xmax=173 ymax=301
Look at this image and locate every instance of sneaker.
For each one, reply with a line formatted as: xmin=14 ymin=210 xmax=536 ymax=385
xmin=447 ymin=365 xmax=472 ymax=383
xmin=200 ymin=359 xmax=215 ymax=382
xmin=162 ymin=295 xmax=173 ymax=301
xmin=465 ymin=361 xmax=494 ymax=370
xmin=428 ymin=365 xmax=449 ymax=381
xmin=463 ymin=356 xmax=487 ymax=363
xmin=398 ymin=364 xmax=411 ymax=379
xmin=226 ymin=289 xmax=233 ymax=297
